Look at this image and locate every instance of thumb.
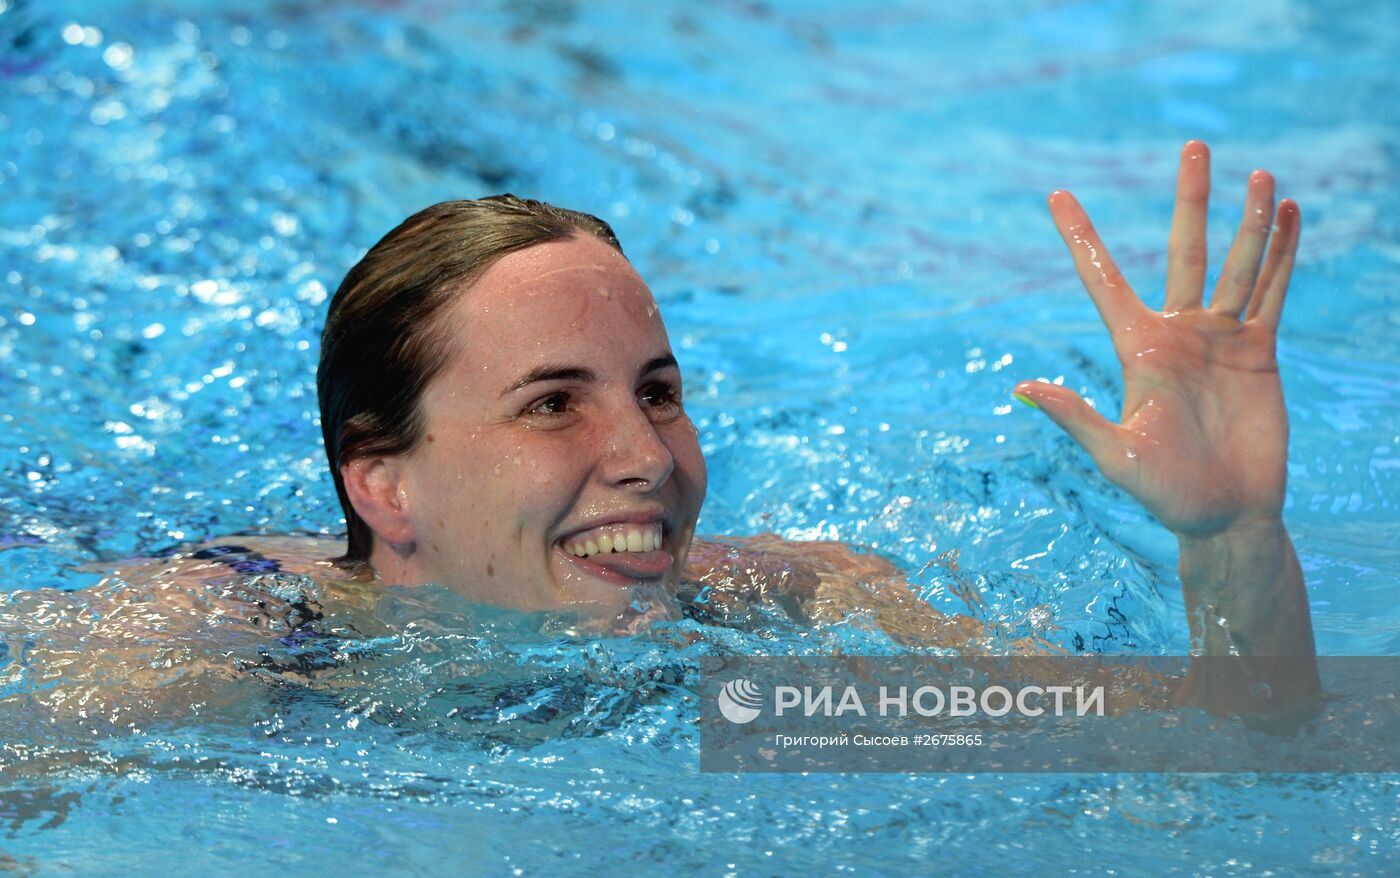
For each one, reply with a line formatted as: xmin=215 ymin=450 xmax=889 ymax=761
xmin=1012 ymin=381 xmax=1123 ymax=462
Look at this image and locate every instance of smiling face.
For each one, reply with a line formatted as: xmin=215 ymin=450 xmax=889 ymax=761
xmin=366 ymin=234 xmax=706 ymax=621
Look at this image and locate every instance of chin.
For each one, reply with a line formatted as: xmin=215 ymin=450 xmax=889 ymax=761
xmin=558 ymin=574 xmax=680 ymax=626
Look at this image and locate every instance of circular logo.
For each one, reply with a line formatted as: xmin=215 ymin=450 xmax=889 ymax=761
xmin=717 ymin=678 xmax=763 ymax=724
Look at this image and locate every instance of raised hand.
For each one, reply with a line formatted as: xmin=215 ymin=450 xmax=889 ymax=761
xmin=1013 ymin=140 xmax=1301 ymax=540
xmin=1013 ymin=142 xmax=1318 ymax=708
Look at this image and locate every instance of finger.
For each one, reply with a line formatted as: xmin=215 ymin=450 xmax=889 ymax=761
xmin=1164 ymin=140 xmax=1211 ymax=311
xmin=1246 ymin=199 xmax=1301 ymax=329
xmin=1048 ymin=190 xmax=1146 ymax=330
xmin=1013 ymin=381 xmax=1125 ymax=464
xmin=1209 ymin=170 xmax=1275 ymax=317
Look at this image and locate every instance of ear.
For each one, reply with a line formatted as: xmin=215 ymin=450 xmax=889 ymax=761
xmin=340 ymin=456 xmax=417 ymax=549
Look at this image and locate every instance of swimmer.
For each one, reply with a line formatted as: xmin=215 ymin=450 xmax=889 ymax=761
xmin=15 ymin=141 xmax=1318 ymax=718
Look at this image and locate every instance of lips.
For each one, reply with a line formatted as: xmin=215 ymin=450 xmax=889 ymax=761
xmin=567 ymin=547 xmax=673 ymax=581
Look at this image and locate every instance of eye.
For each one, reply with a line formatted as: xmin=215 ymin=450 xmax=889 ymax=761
xmin=639 ymin=381 xmax=682 ymax=418
xmin=525 ymin=391 xmax=572 ymax=417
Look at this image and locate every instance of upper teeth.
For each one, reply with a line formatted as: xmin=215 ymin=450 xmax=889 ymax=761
xmin=564 ymin=524 xmax=664 ymax=558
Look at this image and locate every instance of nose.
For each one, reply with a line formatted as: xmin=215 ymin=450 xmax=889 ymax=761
xmin=598 ymin=401 xmax=675 ymax=493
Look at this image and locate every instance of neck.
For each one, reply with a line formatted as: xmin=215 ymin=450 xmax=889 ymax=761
xmin=366 ymin=539 xmax=424 ymax=587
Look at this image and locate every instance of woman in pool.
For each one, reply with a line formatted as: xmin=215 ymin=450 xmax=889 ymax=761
xmin=75 ymin=141 xmax=1319 ymax=713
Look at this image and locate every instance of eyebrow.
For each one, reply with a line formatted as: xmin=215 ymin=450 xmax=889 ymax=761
xmin=501 ymin=354 xmax=679 ymax=397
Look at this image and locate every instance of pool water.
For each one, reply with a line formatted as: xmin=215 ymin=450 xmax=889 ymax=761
xmin=2 ymin=0 xmax=1399 ymax=874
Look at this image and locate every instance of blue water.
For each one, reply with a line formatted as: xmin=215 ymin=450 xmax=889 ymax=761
xmin=2 ymin=0 xmax=1399 ymax=875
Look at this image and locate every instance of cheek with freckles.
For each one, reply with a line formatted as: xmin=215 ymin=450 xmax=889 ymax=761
xmin=424 ymin=438 xmax=585 ymax=592
xmin=409 ymin=441 xmax=495 ymax=577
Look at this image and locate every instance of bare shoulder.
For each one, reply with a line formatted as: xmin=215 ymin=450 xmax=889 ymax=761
xmin=41 ymin=533 xmax=382 ymax=647
xmin=81 ymin=533 xmax=359 ymax=588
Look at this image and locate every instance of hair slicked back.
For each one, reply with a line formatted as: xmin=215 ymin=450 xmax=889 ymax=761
xmin=316 ymin=195 xmax=623 ymax=563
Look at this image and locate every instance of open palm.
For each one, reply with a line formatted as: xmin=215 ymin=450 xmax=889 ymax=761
xmin=1016 ymin=142 xmax=1301 ymax=539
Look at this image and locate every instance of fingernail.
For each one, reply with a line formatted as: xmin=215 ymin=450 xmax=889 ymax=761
xmin=1013 ymin=391 xmax=1039 ymax=409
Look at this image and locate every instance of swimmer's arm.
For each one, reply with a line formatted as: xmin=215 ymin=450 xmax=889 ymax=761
xmin=1171 ymin=522 xmax=1318 ymax=713
xmin=6 ymin=538 xmax=346 ymax=729
xmin=683 ymin=535 xmax=840 ymax=611
xmin=684 ymin=535 xmax=987 ymax=648
xmin=0 ymin=586 xmax=251 ymax=742
xmin=1013 ymin=141 xmax=1319 ymax=716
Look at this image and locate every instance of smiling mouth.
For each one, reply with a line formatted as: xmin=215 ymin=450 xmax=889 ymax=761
xmin=557 ymin=522 xmax=672 ymax=582
xmin=562 ymin=523 xmax=664 ymax=558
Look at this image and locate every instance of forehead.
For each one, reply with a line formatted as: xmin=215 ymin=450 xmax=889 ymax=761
xmin=434 ymin=235 xmax=671 ymax=381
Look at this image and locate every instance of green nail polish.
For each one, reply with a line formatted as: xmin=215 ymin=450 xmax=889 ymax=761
xmin=1013 ymin=392 xmax=1039 ymax=409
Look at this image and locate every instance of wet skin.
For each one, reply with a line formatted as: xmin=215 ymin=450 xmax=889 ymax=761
xmin=1015 ymin=143 xmax=1298 ymax=539
xmin=1013 ymin=141 xmax=1317 ymax=711
xmin=341 ymin=235 xmax=707 ymax=622
xmin=4 ymin=144 xmax=1317 ymax=736
xmin=346 ymin=141 xmax=1317 ymax=710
